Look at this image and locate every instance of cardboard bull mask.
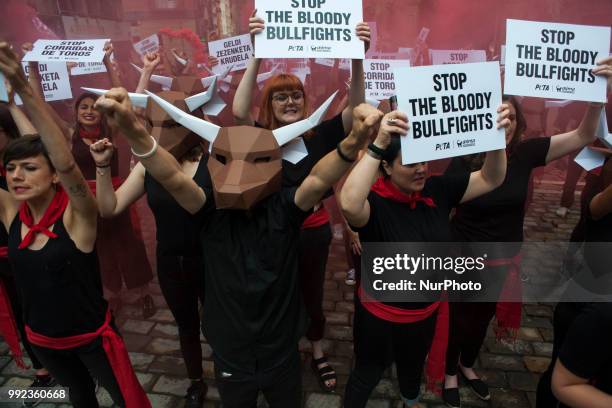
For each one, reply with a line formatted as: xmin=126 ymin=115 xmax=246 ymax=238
xmin=145 ymin=90 xmax=338 ymax=210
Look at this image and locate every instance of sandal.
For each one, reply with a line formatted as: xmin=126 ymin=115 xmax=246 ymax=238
xmin=311 ymin=356 xmax=337 ymax=393
xmin=140 ymin=294 xmax=157 ymax=319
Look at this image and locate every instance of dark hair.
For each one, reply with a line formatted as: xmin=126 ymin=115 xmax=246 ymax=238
xmin=502 ymin=94 xmax=527 ymax=156
xmin=0 ymin=105 xmax=20 ymax=141
xmin=379 ymin=135 xmax=402 ymax=177
xmin=73 ymin=92 xmax=110 ymax=139
xmin=3 ymin=135 xmax=54 ymax=170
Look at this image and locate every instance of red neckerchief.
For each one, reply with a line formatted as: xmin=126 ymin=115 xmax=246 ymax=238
xmin=26 ymin=309 xmax=151 ymax=408
xmin=78 ymin=126 xmax=101 ymax=140
xmin=371 ymin=177 xmax=436 ymax=209
xmin=18 ymin=188 xmax=69 ymax=250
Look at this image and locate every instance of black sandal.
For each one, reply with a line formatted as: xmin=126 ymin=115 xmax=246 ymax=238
xmin=311 ymin=356 xmax=337 ymax=393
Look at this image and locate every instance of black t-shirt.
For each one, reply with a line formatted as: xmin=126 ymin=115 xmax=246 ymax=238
xmin=257 ymin=112 xmax=346 ymax=190
xmin=196 ymin=160 xmax=311 ymax=373
xmin=448 ymin=137 xmax=550 ymax=244
xmin=144 ymin=159 xmax=207 ymax=257
xmin=353 ymin=173 xmax=469 ymax=308
xmin=581 ymin=176 xmax=612 ymax=279
xmin=559 ymin=302 xmax=612 ymax=396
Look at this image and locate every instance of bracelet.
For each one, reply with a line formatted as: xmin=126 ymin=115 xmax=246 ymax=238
xmin=131 ymin=136 xmax=158 ymax=159
xmin=368 ymin=143 xmax=386 ymax=157
xmin=366 ymin=148 xmax=382 ymax=160
xmin=336 ymin=142 xmax=356 ymax=163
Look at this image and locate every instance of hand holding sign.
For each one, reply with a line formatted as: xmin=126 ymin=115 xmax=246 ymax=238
xmin=250 ymin=9 xmax=265 ymax=50
xmin=592 ymin=56 xmax=612 ymax=91
xmin=373 ymin=111 xmax=410 ymax=150
xmin=356 ymin=22 xmax=371 ymax=53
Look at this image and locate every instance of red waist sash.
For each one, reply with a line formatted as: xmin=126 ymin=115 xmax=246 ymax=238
xmin=358 ymin=286 xmax=449 ymax=394
xmin=26 ymin=310 xmax=151 ymax=408
xmin=302 ymin=206 xmax=330 ymax=229
xmin=486 ymin=253 xmax=523 ymax=341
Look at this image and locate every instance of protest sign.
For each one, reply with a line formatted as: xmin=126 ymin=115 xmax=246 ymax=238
xmin=504 ymin=19 xmax=610 ymax=103
xmin=361 ymin=59 xmax=410 ymax=100
xmin=70 ymin=61 xmax=107 ymax=76
xmin=395 ymin=61 xmax=504 ymax=164
xmin=430 ymin=49 xmax=487 ymax=65
xmin=0 ymin=73 xmax=8 ymax=103
xmin=133 ymin=34 xmax=159 ymax=57
xmin=16 ymin=62 xmax=72 ymax=103
xmin=22 ymin=39 xmax=110 ymax=63
xmin=500 ymin=45 xmax=506 ymax=65
xmin=208 ymin=34 xmax=253 ymax=74
xmin=254 ymin=0 xmax=364 ymax=59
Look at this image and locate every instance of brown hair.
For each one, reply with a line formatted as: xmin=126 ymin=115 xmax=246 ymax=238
xmin=258 ymin=74 xmax=309 ymax=130
xmin=73 ymin=92 xmax=111 ymax=140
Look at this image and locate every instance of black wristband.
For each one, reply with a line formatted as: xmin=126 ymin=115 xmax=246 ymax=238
xmin=336 ymin=143 xmax=356 ymax=163
xmin=368 ymin=143 xmax=386 ymax=157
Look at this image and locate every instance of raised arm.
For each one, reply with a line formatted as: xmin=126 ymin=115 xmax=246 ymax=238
xmin=459 ymin=103 xmax=510 ymax=203
xmin=233 ymin=9 xmax=264 ymax=126
xmin=546 ymin=57 xmax=612 ymax=163
xmin=296 ymin=103 xmax=383 ymax=211
xmin=4 ymin=83 xmax=36 ymax=136
xmin=341 ymin=22 xmax=370 ymax=134
xmin=103 ymin=42 xmax=122 ymax=88
xmin=339 ymin=111 xmax=408 ymax=227
xmin=134 ymin=52 xmax=161 ymax=94
xmin=0 ymin=42 xmax=97 ymax=221
xmin=94 ymin=87 xmax=206 ymax=214
xmin=89 ymin=138 xmax=146 ymax=218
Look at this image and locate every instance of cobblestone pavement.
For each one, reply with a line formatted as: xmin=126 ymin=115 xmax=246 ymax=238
xmin=0 ymin=167 xmax=586 ymax=407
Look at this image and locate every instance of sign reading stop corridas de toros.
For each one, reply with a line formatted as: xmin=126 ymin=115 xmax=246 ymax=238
xmin=361 ymin=59 xmax=410 ymax=101
xmin=254 ymin=0 xmax=364 ymax=59
xmin=22 ymin=39 xmax=110 ymax=63
xmin=395 ymin=62 xmax=505 ymax=164
xmin=504 ymin=19 xmax=610 ymax=103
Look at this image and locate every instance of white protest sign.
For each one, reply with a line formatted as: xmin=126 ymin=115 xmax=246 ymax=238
xmin=22 ymin=39 xmax=110 ymax=63
xmin=500 ymin=45 xmax=506 ymax=65
xmin=430 ymin=50 xmax=487 ymax=65
xmin=133 ymin=34 xmax=159 ymax=57
xmin=504 ymin=19 xmax=610 ymax=103
xmin=575 ymin=147 xmax=606 ymax=171
xmin=208 ymin=34 xmax=253 ymax=74
xmin=395 ymin=61 xmax=505 ymax=164
xmin=361 ymin=59 xmax=410 ymax=100
xmin=0 ymin=74 xmax=8 ymax=103
xmin=255 ymin=0 xmax=364 ymax=59
xmin=16 ymin=62 xmax=72 ymax=103
xmin=70 ymin=61 xmax=107 ymax=76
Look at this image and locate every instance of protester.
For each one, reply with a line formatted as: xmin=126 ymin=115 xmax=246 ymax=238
xmin=443 ymin=56 xmax=611 ymax=408
xmin=22 ymin=43 xmax=156 ymax=317
xmin=231 ymin=11 xmax=370 ymax=392
xmin=0 ymin=91 xmax=56 ymax=407
xmin=0 ymin=41 xmax=149 ymax=408
xmin=86 ymin=53 xmax=209 ymax=408
xmin=94 ymin=84 xmax=382 ymax=407
xmin=339 ymin=104 xmax=511 ymax=407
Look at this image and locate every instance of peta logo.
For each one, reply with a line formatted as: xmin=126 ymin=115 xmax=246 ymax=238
xmin=288 ymin=45 xmax=304 ymax=52
xmin=435 ymin=142 xmax=451 ymax=151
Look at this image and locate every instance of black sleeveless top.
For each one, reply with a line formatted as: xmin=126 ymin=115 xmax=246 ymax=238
xmin=71 ymin=137 xmax=119 ymax=180
xmin=144 ymin=159 xmax=207 ymax=257
xmin=8 ymin=214 xmax=107 ymax=337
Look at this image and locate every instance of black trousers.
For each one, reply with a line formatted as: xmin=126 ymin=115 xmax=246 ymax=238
xmin=445 ymin=302 xmax=497 ymax=375
xmin=31 ymin=337 xmax=125 ymax=408
xmin=344 ymin=300 xmax=437 ymax=407
xmin=0 ymin=274 xmax=43 ymax=369
xmin=214 ymin=350 xmax=302 ymax=408
xmin=298 ymin=223 xmax=332 ymax=341
xmin=157 ymin=254 xmax=204 ymax=379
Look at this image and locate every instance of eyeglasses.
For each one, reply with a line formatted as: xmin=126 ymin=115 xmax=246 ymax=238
xmin=272 ymin=91 xmax=304 ymax=104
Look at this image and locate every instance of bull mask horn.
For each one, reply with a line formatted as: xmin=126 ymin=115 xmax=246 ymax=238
xmin=144 ymin=90 xmax=220 ymax=144
xmin=200 ymin=64 xmax=234 ymax=88
xmin=131 ymin=63 xmax=173 ymax=90
xmin=184 ymin=76 xmax=218 ymax=112
xmin=81 ymin=87 xmax=149 ymax=109
xmin=272 ymin=91 xmax=338 ymax=147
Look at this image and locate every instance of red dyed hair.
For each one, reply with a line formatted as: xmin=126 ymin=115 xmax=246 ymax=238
xmin=258 ymin=74 xmax=309 ymax=130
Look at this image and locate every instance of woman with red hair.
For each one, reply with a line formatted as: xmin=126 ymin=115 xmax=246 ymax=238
xmin=232 ymin=11 xmax=370 ymax=392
